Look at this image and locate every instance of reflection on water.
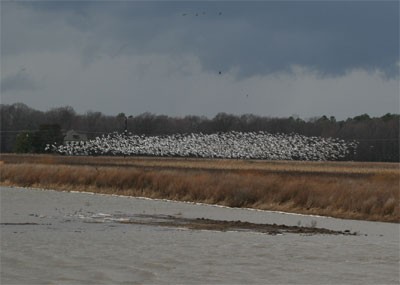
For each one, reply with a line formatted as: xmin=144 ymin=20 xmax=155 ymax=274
xmin=1 ymin=187 xmax=399 ymax=284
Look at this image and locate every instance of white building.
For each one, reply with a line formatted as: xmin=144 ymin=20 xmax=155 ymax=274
xmin=63 ymin=130 xmax=88 ymax=144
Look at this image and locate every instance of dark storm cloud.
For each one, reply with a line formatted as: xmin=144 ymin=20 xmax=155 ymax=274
xmin=1 ymin=68 xmax=40 ymax=93
xmin=2 ymin=1 xmax=399 ymax=78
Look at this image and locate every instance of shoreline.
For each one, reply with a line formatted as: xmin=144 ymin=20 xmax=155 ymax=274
xmin=1 ymin=185 xmax=360 ymax=235
xmin=1 ymin=184 xmax=339 ymax=220
xmin=1 ymin=154 xmax=399 ymax=223
xmin=1 ymin=181 xmax=398 ymax=224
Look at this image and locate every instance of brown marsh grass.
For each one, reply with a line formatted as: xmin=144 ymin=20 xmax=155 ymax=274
xmin=0 ymin=154 xmax=399 ymax=222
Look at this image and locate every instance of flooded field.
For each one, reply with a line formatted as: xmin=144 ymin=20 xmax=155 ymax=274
xmin=1 ymin=186 xmax=399 ymax=284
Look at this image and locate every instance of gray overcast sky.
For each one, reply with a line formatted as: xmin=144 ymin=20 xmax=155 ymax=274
xmin=1 ymin=1 xmax=399 ymax=119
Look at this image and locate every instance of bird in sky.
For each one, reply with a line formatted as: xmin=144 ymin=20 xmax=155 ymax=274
xmin=181 ymin=11 xmax=221 ymax=17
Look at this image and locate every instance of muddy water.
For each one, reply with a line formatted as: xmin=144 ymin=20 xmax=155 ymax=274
xmin=1 ymin=186 xmax=399 ymax=284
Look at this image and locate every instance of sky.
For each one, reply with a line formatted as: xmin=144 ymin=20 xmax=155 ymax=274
xmin=1 ymin=1 xmax=399 ymax=120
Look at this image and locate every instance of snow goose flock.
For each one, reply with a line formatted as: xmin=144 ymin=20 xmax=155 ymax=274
xmin=46 ymin=131 xmax=358 ymax=161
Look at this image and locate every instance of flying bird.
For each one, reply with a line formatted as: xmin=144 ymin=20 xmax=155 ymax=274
xmin=49 ymin=131 xmax=356 ymax=161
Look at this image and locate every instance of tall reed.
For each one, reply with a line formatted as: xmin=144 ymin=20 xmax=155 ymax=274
xmin=1 ymin=161 xmax=398 ymax=222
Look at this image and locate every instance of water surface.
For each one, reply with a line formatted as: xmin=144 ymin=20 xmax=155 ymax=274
xmin=1 ymin=186 xmax=399 ymax=284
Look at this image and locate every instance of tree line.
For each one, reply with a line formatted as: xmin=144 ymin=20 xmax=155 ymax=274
xmin=1 ymin=103 xmax=399 ymax=161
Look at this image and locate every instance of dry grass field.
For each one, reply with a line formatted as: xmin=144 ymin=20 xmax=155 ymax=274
xmin=1 ymin=154 xmax=399 ymax=222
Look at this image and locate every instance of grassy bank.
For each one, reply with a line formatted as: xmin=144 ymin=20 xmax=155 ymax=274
xmin=1 ymin=154 xmax=399 ymax=222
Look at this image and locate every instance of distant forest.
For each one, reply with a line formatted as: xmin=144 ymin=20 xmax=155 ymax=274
xmin=1 ymin=103 xmax=399 ymax=162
